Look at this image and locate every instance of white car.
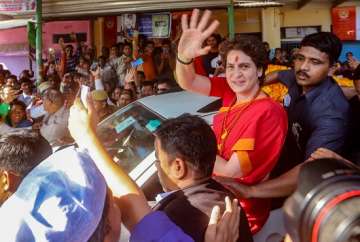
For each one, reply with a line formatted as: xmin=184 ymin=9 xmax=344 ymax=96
xmin=97 ymin=91 xmax=220 ymax=200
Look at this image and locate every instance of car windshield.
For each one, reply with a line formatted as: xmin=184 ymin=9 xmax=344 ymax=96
xmin=97 ymin=102 xmax=164 ymax=173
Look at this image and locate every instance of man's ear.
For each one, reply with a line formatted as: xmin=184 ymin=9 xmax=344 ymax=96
xmin=1 ymin=171 xmax=20 ymax=193
xmin=171 ymin=158 xmax=187 ymax=180
xmin=1 ymin=171 xmax=10 ymax=192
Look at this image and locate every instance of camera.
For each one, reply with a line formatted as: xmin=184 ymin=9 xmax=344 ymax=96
xmin=283 ymin=159 xmax=360 ymax=242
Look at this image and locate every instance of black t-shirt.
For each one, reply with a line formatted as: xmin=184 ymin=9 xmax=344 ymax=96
xmin=345 ymin=95 xmax=360 ymax=164
xmin=153 ymin=178 xmax=253 ymax=242
xmin=202 ymin=52 xmax=219 ymax=76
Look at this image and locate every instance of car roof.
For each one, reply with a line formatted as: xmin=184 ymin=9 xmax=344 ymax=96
xmin=138 ymin=91 xmax=219 ymax=121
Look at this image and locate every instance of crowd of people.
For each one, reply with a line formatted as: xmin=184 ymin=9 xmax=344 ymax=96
xmin=0 ymin=8 xmax=359 ymax=242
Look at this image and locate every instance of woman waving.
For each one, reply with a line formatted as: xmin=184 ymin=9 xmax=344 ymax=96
xmin=176 ymin=9 xmax=288 ymax=234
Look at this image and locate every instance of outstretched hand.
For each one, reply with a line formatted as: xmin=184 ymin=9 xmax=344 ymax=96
xmin=68 ymin=95 xmax=99 ymax=145
xmin=178 ymin=9 xmax=219 ymax=61
xmin=124 ymin=68 xmax=136 ymax=83
xmin=205 ymin=197 xmax=240 ymax=242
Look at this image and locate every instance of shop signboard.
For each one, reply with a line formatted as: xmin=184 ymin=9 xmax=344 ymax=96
xmin=0 ymin=0 xmax=35 ymax=12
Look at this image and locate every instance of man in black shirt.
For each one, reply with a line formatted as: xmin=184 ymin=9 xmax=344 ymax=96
xmin=153 ymin=115 xmax=253 ymax=242
xmin=201 ymin=34 xmax=220 ymax=76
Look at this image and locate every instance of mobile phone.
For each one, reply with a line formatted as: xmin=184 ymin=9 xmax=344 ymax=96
xmin=80 ymin=85 xmax=90 ymax=109
xmin=131 ymin=58 xmax=144 ymax=68
xmin=90 ymin=62 xmax=99 ymax=72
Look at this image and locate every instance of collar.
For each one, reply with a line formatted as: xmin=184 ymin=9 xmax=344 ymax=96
xmin=303 ymin=76 xmax=334 ymax=103
xmin=22 ymin=93 xmax=32 ymax=98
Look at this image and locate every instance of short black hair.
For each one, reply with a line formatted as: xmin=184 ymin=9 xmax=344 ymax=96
xmin=155 ymin=114 xmax=217 ymax=177
xmin=142 ymin=80 xmax=155 ymax=87
xmin=0 ymin=130 xmax=52 ymax=177
xmin=10 ymin=99 xmax=27 ymax=111
xmin=19 ymin=77 xmax=32 ymax=85
xmin=300 ymin=32 xmax=342 ymax=65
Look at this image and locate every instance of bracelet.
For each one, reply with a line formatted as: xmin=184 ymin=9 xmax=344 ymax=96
xmin=176 ymin=53 xmax=193 ymax=65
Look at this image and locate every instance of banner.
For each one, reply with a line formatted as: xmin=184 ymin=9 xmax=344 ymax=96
xmin=332 ymin=7 xmax=356 ymax=41
xmin=0 ymin=0 xmax=35 ymax=12
xmin=138 ymin=13 xmax=171 ymax=38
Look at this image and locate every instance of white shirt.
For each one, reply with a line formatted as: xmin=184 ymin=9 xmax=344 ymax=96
xmin=40 ymin=106 xmax=70 ymax=146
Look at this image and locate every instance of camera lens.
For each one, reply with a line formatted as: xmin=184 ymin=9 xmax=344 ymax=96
xmin=283 ymin=159 xmax=360 ymax=242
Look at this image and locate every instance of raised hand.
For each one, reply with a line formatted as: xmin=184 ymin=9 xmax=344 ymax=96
xmin=178 ymin=9 xmax=219 ymax=61
xmin=205 ymin=197 xmax=240 ymax=242
xmin=124 ymin=68 xmax=136 ymax=83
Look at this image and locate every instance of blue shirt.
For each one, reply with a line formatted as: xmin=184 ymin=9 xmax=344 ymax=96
xmin=130 ymin=211 xmax=194 ymax=242
xmin=271 ymin=70 xmax=349 ymax=176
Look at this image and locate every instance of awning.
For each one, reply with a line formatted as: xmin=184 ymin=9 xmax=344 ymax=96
xmin=42 ymin=0 xmax=232 ymax=19
xmin=0 ymin=19 xmax=32 ymax=30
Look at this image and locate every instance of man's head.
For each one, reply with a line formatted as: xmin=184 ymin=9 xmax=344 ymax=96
xmin=110 ymin=45 xmax=119 ymax=59
xmin=141 ymin=81 xmax=155 ymax=97
xmin=123 ymin=43 xmax=132 ymax=57
xmin=6 ymin=75 xmax=17 ymax=87
xmin=157 ymin=79 xmax=171 ymax=94
xmin=136 ymin=71 xmax=145 ymax=84
xmin=117 ymin=89 xmax=134 ymax=107
xmin=8 ymin=100 xmax=27 ymax=127
xmin=19 ymin=70 xmax=33 ymax=80
xmin=206 ymin=34 xmax=219 ymax=51
xmin=43 ymin=89 xmax=64 ymax=114
xmin=274 ymin=48 xmax=282 ymax=59
xmin=263 ymin=42 xmax=270 ymax=53
xmin=112 ymin=87 xmax=122 ymax=101
xmin=19 ymin=78 xmax=32 ymax=95
xmin=91 ymin=90 xmax=108 ymax=113
xmin=154 ymin=115 xmax=217 ymax=192
xmin=98 ymin=55 xmax=107 ymax=68
xmin=65 ymin=44 xmax=74 ymax=58
xmin=144 ymin=41 xmax=155 ymax=55
xmin=346 ymin=51 xmax=354 ymax=61
xmin=294 ymin=32 xmax=342 ymax=92
xmin=0 ymin=129 xmax=52 ymax=205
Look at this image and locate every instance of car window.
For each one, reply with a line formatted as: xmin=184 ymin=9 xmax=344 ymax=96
xmin=97 ymin=102 xmax=164 ymax=173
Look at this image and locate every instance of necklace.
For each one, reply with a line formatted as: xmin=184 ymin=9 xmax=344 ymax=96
xmin=218 ymin=89 xmax=261 ymax=156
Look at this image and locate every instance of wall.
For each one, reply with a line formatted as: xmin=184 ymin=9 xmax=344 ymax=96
xmin=280 ymin=2 xmax=332 ymax=31
xmin=0 ymin=27 xmax=27 ymax=45
xmin=212 ymin=8 xmax=261 ymax=37
xmin=42 ymin=20 xmax=91 ymax=54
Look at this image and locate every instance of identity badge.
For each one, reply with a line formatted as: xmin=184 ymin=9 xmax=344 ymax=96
xmin=283 ymin=94 xmax=291 ymax=107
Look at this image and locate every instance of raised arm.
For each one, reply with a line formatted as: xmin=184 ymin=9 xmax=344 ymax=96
xmin=68 ymin=99 xmax=151 ymax=231
xmin=176 ymin=9 xmax=219 ymax=95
